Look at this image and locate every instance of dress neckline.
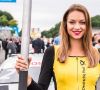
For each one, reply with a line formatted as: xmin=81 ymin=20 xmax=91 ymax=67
xmin=68 ymin=56 xmax=86 ymax=57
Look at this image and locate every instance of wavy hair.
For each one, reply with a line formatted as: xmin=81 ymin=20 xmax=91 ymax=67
xmin=57 ymin=4 xmax=100 ymax=67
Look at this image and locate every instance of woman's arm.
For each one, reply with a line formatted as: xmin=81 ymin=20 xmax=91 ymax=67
xmin=27 ymin=46 xmax=55 ymax=90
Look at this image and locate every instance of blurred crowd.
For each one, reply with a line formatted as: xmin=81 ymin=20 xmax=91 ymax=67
xmin=0 ymin=37 xmax=21 ymax=60
xmin=0 ymin=32 xmax=100 ymax=60
xmin=92 ymin=32 xmax=100 ymax=52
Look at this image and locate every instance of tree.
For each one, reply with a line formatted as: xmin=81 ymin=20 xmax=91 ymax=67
xmin=41 ymin=31 xmax=49 ymax=37
xmin=3 ymin=11 xmax=13 ymax=20
xmin=0 ymin=10 xmax=3 ymax=16
xmin=91 ymin=15 xmax=100 ymax=28
xmin=8 ymin=19 xmax=18 ymax=27
xmin=0 ymin=15 xmax=8 ymax=26
xmin=0 ymin=10 xmax=17 ymax=27
xmin=0 ymin=10 xmax=18 ymax=36
xmin=41 ymin=15 xmax=100 ymax=38
xmin=41 ymin=22 xmax=60 ymax=38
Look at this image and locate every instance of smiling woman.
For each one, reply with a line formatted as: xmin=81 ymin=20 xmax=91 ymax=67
xmin=67 ymin=10 xmax=86 ymax=40
xmin=15 ymin=4 xmax=100 ymax=90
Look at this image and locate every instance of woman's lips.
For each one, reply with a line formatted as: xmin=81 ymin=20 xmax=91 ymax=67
xmin=73 ymin=31 xmax=81 ymax=35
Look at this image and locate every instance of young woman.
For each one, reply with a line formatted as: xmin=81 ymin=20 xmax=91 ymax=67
xmin=15 ymin=4 xmax=100 ymax=90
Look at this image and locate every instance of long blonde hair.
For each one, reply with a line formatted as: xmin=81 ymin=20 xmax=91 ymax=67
xmin=57 ymin=4 xmax=100 ymax=67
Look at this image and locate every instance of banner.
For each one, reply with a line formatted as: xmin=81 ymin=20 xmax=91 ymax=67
xmin=0 ymin=0 xmax=16 ymax=2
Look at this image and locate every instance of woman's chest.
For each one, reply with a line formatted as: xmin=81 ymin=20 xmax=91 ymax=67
xmin=53 ymin=57 xmax=100 ymax=84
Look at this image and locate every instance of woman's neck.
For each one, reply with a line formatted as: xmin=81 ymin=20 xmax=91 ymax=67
xmin=69 ymin=39 xmax=85 ymax=56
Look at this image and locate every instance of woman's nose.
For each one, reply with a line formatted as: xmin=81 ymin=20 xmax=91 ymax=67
xmin=74 ymin=23 xmax=80 ymax=29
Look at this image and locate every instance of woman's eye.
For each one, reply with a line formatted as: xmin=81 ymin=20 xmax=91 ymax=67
xmin=80 ymin=22 xmax=86 ymax=24
xmin=69 ymin=21 xmax=75 ymax=24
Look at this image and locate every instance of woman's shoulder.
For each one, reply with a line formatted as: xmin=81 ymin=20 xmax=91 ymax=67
xmin=45 ymin=45 xmax=59 ymax=53
xmin=45 ymin=45 xmax=54 ymax=53
xmin=42 ymin=46 xmax=55 ymax=67
xmin=44 ymin=46 xmax=55 ymax=58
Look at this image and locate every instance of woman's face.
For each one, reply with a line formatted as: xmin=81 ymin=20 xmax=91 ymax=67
xmin=67 ymin=10 xmax=86 ymax=40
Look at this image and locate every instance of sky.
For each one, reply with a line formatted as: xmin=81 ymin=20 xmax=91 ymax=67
xmin=0 ymin=0 xmax=100 ymax=31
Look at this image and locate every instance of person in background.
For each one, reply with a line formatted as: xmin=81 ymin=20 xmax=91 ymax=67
xmin=92 ymin=33 xmax=100 ymax=46
xmin=92 ymin=34 xmax=97 ymax=46
xmin=53 ymin=36 xmax=60 ymax=45
xmin=0 ymin=39 xmax=2 ymax=50
xmin=95 ymin=39 xmax=100 ymax=53
xmin=15 ymin=38 xmax=21 ymax=53
xmin=40 ymin=37 xmax=45 ymax=53
xmin=7 ymin=38 xmax=17 ymax=54
xmin=32 ymin=38 xmax=43 ymax=53
xmin=46 ymin=38 xmax=51 ymax=48
xmin=2 ymin=38 xmax=8 ymax=59
xmin=15 ymin=4 xmax=100 ymax=90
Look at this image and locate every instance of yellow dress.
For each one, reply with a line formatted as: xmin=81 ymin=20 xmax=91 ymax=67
xmin=53 ymin=46 xmax=100 ymax=90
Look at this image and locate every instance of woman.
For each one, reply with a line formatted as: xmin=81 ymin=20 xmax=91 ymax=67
xmin=15 ymin=4 xmax=100 ymax=90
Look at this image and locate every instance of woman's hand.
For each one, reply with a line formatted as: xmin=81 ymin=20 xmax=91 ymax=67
xmin=15 ymin=55 xmax=30 ymax=73
xmin=15 ymin=55 xmax=32 ymax=86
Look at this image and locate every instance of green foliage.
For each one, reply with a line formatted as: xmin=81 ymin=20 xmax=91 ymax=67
xmin=0 ymin=10 xmax=3 ymax=16
xmin=41 ymin=22 xmax=60 ymax=38
xmin=0 ymin=10 xmax=13 ymax=20
xmin=0 ymin=10 xmax=16 ymax=27
xmin=3 ymin=11 xmax=13 ymax=20
xmin=8 ymin=20 xmax=18 ymax=27
xmin=91 ymin=15 xmax=100 ymax=28
xmin=41 ymin=15 xmax=100 ymax=38
xmin=0 ymin=10 xmax=17 ymax=35
xmin=0 ymin=15 xmax=8 ymax=26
